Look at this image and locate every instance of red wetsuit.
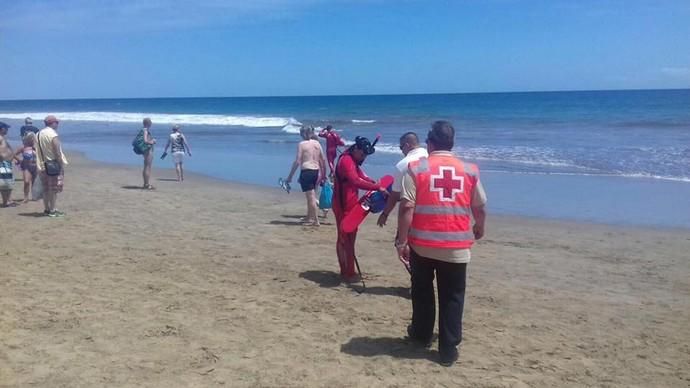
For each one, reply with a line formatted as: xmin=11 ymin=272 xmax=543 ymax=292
xmin=333 ymin=152 xmax=380 ymax=279
xmin=319 ymin=129 xmax=345 ymax=175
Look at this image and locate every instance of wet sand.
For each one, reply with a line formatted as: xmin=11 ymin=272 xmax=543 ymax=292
xmin=1 ymin=154 xmax=688 ymax=387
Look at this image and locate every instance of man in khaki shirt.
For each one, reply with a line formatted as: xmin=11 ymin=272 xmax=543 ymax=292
xmin=36 ymin=115 xmax=68 ymax=217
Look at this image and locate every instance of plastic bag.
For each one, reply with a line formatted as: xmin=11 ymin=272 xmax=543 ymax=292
xmin=319 ymin=181 xmax=333 ymax=209
xmin=31 ymin=176 xmax=44 ymax=201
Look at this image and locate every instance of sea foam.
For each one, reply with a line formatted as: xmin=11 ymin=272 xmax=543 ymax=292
xmin=0 ymin=111 xmax=299 ymax=129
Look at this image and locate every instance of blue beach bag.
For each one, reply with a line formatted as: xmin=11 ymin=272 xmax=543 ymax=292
xmin=368 ymin=179 xmax=393 ymax=213
xmin=368 ymin=191 xmax=387 ymax=213
xmin=319 ymin=181 xmax=333 ymax=209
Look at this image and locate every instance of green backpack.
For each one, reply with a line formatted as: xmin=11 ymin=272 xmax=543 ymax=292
xmin=132 ymin=129 xmax=151 ymax=155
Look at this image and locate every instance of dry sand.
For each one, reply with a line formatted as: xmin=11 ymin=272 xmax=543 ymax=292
xmin=1 ymin=154 xmax=689 ymax=387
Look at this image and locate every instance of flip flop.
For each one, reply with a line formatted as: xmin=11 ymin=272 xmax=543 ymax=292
xmin=278 ymin=178 xmax=291 ymax=194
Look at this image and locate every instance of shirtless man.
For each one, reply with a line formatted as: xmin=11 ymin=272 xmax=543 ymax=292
xmin=0 ymin=122 xmax=15 ymax=207
xmin=285 ymin=126 xmax=327 ymax=226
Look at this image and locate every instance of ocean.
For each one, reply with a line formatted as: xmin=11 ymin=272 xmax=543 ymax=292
xmin=1 ymin=89 xmax=689 ymax=228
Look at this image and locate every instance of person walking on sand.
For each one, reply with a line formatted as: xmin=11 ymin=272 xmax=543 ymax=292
xmin=0 ymin=122 xmax=15 ymax=207
xmin=396 ymin=120 xmax=487 ymax=367
xmin=162 ymin=124 xmax=192 ymax=182
xmin=284 ymin=126 xmax=327 ymax=226
xmin=333 ymin=136 xmax=388 ymax=282
xmin=20 ymin=117 xmax=39 ymax=138
xmin=138 ymin=118 xmax=156 ymax=189
xmin=318 ymin=125 xmax=345 ymax=177
xmin=13 ymin=132 xmax=38 ymax=203
xmin=36 ymin=115 xmax=69 ymax=217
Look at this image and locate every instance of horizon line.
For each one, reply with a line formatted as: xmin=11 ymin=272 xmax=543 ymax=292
xmin=1 ymin=87 xmax=688 ymax=103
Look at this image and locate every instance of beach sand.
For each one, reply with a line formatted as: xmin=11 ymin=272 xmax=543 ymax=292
xmin=1 ymin=154 xmax=688 ymax=387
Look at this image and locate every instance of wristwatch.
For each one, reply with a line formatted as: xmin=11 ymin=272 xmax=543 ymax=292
xmin=394 ymin=240 xmax=407 ymax=248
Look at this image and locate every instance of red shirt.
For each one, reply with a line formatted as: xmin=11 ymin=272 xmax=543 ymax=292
xmin=333 ymin=152 xmax=379 ymax=212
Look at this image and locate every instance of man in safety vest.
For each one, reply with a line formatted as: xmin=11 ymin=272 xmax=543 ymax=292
xmin=396 ymin=120 xmax=487 ymax=367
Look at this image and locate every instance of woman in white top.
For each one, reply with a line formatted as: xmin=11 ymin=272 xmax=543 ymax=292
xmin=162 ymin=124 xmax=192 ymax=182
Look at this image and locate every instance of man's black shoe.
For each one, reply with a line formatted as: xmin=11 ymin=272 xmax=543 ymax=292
xmin=406 ymin=325 xmax=432 ymax=348
xmin=439 ymin=348 xmax=459 ymax=367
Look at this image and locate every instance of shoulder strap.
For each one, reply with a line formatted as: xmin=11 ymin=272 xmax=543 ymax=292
xmin=36 ymin=132 xmax=47 ymax=161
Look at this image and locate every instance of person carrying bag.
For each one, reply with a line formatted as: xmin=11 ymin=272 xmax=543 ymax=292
xmin=35 ymin=115 xmax=68 ymax=217
xmin=37 ymin=134 xmax=61 ymax=176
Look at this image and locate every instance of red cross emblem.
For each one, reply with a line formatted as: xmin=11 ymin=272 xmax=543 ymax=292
xmin=430 ymin=166 xmax=464 ymax=201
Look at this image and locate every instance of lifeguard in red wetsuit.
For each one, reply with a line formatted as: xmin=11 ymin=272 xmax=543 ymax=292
xmin=318 ymin=125 xmax=345 ymax=177
xmin=333 ymin=136 xmax=388 ymax=281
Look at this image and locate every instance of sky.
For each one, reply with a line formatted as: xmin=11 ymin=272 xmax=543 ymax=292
xmin=0 ymin=0 xmax=689 ymax=99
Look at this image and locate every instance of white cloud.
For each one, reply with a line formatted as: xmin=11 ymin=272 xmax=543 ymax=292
xmin=661 ymin=67 xmax=690 ymax=78
xmin=0 ymin=0 xmax=327 ymax=32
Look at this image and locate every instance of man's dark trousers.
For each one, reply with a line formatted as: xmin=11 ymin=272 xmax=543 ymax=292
xmin=409 ymin=248 xmax=467 ymax=359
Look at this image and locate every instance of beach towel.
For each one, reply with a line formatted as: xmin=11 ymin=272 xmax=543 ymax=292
xmin=0 ymin=160 xmax=13 ymax=190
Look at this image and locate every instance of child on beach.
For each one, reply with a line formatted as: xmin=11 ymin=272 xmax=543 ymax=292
xmin=318 ymin=125 xmax=345 ymax=177
xmin=13 ymin=133 xmax=38 ymax=203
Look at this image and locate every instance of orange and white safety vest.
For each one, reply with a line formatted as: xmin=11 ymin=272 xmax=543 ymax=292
xmin=407 ymin=153 xmax=479 ymax=249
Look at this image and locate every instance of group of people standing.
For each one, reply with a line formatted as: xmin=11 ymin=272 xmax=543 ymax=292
xmin=3 ymin=113 xmax=487 ymax=366
xmin=286 ymin=120 xmax=488 ymax=366
xmin=134 ymin=118 xmax=192 ymax=189
xmin=0 ymin=116 xmax=195 ymax=214
xmin=0 ymin=116 xmax=68 ymax=216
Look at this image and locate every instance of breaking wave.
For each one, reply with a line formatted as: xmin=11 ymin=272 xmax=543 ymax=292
xmin=0 ymin=111 xmax=299 ymax=129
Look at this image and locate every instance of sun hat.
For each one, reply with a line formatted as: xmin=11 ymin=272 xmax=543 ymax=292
xmin=0 ymin=121 xmax=10 ymax=130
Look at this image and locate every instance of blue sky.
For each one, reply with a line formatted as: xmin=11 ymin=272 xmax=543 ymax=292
xmin=1 ymin=0 xmax=689 ymax=99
